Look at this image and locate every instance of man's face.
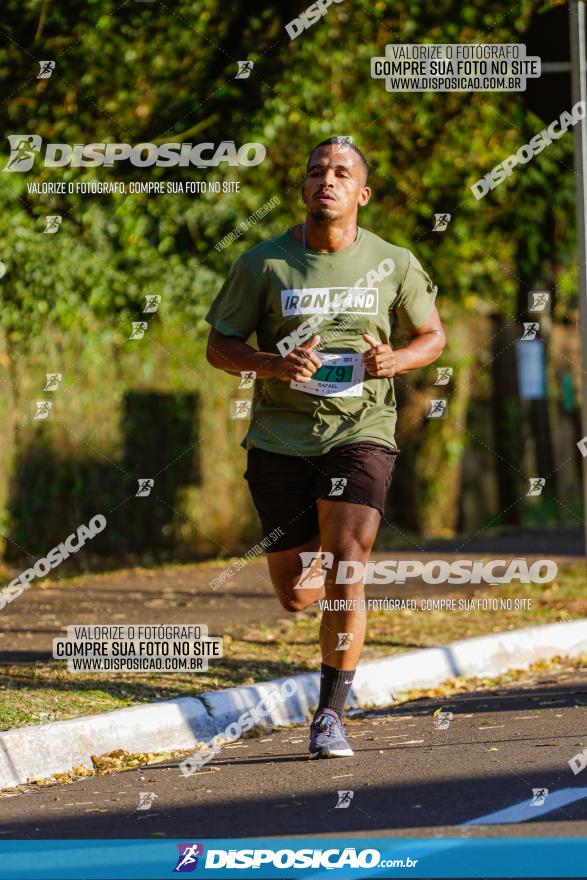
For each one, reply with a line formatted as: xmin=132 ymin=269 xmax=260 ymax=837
xmin=302 ymin=145 xmax=370 ymax=223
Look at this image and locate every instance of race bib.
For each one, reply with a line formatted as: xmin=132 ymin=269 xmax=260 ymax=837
xmin=290 ymin=352 xmax=365 ymax=398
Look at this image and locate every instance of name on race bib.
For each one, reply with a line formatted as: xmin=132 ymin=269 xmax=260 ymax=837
xmin=290 ymin=352 xmax=365 ymax=398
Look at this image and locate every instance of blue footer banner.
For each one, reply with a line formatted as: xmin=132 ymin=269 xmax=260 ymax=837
xmin=0 ymin=838 xmax=586 ymax=879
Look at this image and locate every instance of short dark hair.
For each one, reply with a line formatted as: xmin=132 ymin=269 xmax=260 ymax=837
xmin=307 ymin=137 xmax=369 ymax=182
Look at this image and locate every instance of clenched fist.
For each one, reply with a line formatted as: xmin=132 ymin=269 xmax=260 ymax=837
xmin=362 ymin=333 xmax=398 ymax=377
xmin=271 ymin=334 xmax=322 ymax=382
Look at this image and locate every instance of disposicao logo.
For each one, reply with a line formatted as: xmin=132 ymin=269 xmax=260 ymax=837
xmin=173 ymin=843 xmax=204 ymax=873
xmin=3 ymin=136 xmax=266 ymax=171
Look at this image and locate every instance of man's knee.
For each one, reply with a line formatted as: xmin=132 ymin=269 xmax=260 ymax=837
xmin=329 ymin=534 xmax=374 ymax=568
xmin=320 ymin=534 xmax=374 ymax=593
xmin=275 ymin=590 xmax=316 ymax=612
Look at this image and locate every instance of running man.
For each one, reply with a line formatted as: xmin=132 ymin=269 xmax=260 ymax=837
xmin=205 ymin=137 xmax=446 ymax=758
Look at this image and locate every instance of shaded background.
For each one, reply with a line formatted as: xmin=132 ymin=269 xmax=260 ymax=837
xmin=0 ymin=0 xmax=583 ymax=565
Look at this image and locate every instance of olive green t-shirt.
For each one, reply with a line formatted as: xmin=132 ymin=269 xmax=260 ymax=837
xmin=205 ymin=226 xmax=437 ymax=456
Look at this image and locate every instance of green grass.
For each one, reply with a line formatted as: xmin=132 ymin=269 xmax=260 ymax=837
xmin=0 ymin=562 xmax=585 ymax=731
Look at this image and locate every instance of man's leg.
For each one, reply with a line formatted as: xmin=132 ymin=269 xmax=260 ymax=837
xmin=316 ymin=499 xmax=380 ymax=714
xmin=252 ymin=443 xmax=395 ymax=757
xmin=265 ymin=534 xmax=325 ymax=612
xmin=244 ymin=447 xmax=325 ymax=611
xmin=264 ymin=502 xmax=381 ymax=711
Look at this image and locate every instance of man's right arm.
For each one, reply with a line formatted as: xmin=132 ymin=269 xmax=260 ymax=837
xmin=206 ymin=328 xmax=321 ymax=383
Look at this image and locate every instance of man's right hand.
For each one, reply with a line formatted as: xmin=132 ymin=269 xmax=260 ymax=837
xmin=270 ymin=335 xmax=321 ymax=382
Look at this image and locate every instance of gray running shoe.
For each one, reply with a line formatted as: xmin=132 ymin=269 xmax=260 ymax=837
xmin=308 ymin=708 xmax=354 ymax=759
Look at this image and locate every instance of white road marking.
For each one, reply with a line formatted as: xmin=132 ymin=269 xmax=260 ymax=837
xmin=463 ymin=788 xmax=587 ymax=825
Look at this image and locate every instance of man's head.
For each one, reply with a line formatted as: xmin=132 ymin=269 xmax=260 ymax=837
xmin=302 ymin=137 xmax=371 ymax=224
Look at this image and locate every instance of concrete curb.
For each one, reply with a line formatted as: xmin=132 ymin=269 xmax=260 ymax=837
xmin=0 ymin=697 xmax=217 ymax=789
xmin=1 ymin=619 xmax=586 ymax=789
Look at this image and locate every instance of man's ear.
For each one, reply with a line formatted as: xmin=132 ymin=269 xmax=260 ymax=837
xmin=358 ymin=186 xmax=371 ymax=208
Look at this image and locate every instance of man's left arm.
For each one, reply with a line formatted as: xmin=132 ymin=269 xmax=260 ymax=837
xmin=362 ymin=306 xmax=445 ymax=377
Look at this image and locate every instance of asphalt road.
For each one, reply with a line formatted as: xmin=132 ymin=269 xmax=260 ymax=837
xmin=3 ymin=672 xmax=587 ymax=841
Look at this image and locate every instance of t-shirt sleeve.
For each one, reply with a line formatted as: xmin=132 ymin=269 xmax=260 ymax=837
xmin=393 ymin=250 xmax=438 ymax=329
xmin=205 ymin=256 xmax=264 ymax=340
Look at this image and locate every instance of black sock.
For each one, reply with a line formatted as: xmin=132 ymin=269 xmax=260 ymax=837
xmin=318 ymin=663 xmax=356 ymax=720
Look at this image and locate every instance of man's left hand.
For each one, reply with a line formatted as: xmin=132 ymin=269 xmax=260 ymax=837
xmin=362 ymin=333 xmax=400 ymax=377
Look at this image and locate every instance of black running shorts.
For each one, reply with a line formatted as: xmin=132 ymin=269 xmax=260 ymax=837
xmin=244 ymin=442 xmax=399 ymax=553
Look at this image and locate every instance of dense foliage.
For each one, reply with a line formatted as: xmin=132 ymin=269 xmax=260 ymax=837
xmin=0 ymin=0 xmax=577 ymax=347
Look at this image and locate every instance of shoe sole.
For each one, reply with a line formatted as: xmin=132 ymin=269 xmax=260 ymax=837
xmin=308 ymin=747 xmax=354 ymax=759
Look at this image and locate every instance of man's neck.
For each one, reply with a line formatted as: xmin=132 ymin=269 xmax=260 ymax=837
xmin=295 ymin=220 xmax=358 ymax=253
